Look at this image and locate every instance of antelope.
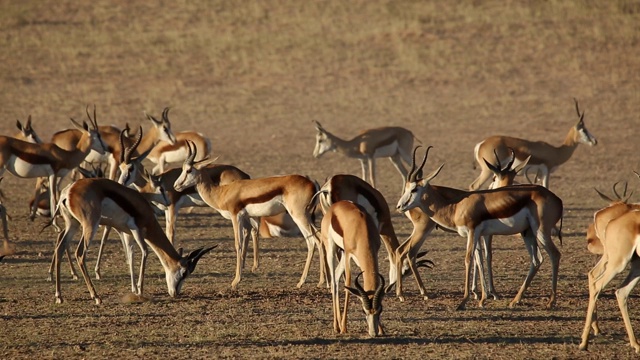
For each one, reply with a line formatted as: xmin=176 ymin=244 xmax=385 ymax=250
xmin=173 ymin=141 xmax=321 ymax=289
xmin=321 ymin=200 xmax=389 ymax=337
xmin=15 ymin=116 xmax=43 ymax=144
xmin=581 ymin=177 xmax=639 ymax=341
xmin=0 ymin=106 xmax=106 ymax=222
xmin=470 ymin=98 xmax=598 ymax=190
xmin=143 ymin=108 xmax=211 ymax=175
xmin=312 ymin=120 xmax=418 ymax=188
xmin=579 ymin=209 xmax=640 ymax=353
xmin=397 ymin=146 xmax=563 ymax=310
xmin=51 ymin=108 xmax=177 ymax=181
xmin=51 ymin=177 xmax=214 ymax=304
xmin=317 ymin=173 xmax=433 ymax=295
xmin=472 ymin=149 xmax=532 ymax=299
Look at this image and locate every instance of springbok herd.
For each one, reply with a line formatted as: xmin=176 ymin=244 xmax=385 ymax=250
xmin=0 ymin=99 xmax=638 ymax=351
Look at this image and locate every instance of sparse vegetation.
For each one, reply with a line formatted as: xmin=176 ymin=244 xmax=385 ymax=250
xmin=0 ymin=0 xmax=639 ymax=358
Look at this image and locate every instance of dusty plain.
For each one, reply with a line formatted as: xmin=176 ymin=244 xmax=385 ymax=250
xmin=0 ymin=1 xmax=639 ymax=359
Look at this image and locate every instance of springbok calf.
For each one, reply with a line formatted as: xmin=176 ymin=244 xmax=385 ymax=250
xmin=470 ymin=99 xmax=598 ymax=190
xmin=174 ymin=141 xmax=321 ymax=289
xmin=322 ymin=200 xmax=389 ymax=337
xmin=143 ymin=108 xmax=211 ymax=175
xmin=312 ymin=120 xmax=418 ymax=188
xmin=397 ymin=146 xmax=563 ymax=310
xmin=51 ymin=177 xmax=214 ymax=304
xmin=317 ymin=174 xmax=432 ymax=296
xmin=0 ymin=106 xmax=106 ymax=221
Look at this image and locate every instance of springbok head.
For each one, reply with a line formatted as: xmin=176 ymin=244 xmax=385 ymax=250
xmin=396 ymin=146 xmax=444 ymax=213
xmin=573 ymin=98 xmax=598 ymax=146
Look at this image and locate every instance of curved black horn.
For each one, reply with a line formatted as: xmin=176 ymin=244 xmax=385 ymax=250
xmin=612 ymin=181 xmax=628 ymax=201
xmin=372 ymin=273 xmax=386 ymax=310
xmin=573 ymin=98 xmax=582 ymax=117
xmin=85 ymin=104 xmax=98 ymax=129
xmin=408 ymin=146 xmax=422 ymax=182
xmin=119 ymin=129 xmax=127 ymax=164
xmin=345 ymin=272 xmax=371 ymax=309
xmin=162 ymin=107 xmax=171 ymax=122
xmin=186 ymin=246 xmax=216 ymax=272
xmin=504 ymin=148 xmax=516 ymax=172
xmin=124 ymin=126 xmax=143 ymax=164
xmin=593 ymin=187 xmax=615 ymax=203
xmin=415 ymin=145 xmax=432 ymax=181
xmin=185 ymin=140 xmax=197 ymax=165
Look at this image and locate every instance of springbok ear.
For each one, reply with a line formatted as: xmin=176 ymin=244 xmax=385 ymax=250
xmin=313 ymin=120 xmax=324 ymax=132
xmin=483 ymin=158 xmax=499 ymax=173
xmin=513 ymin=155 xmax=532 ymax=174
xmin=423 ymin=163 xmax=445 ymax=183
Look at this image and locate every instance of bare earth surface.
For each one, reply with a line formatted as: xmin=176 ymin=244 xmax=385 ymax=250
xmin=0 ymin=1 xmax=639 ymax=359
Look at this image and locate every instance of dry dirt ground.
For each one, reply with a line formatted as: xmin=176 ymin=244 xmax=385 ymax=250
xmin=0 ymin=1 xmax=640 ymax=359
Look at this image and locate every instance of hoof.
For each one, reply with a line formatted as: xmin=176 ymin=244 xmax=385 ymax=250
xmin=55 ymin=297 xmax=63 ymax=304
xmin=398 ymin=296 xmax=405 ymax=302
xmin=94 ymin=297 xmax=102 ymax=305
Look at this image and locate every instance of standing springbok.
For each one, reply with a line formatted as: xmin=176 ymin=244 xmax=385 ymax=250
xmin=51 ymin=177 xmax=214 ymax=304
xmin=0 ymin=106 xmax=106 ymax=221
xmin=470 ymin=99 xmax=598 ymax=190
xmin=322 ymin=200 xmax=390 ymax=337
xmin=144 ymin=108 xmax=211 ymax=175
xmin=173 ymin=141 xmax=322 ymax=289
xmin=397 ymin=146 xmax=563 ymax=310
xmin=317 ymin=174 xmax=433 ymax=295
xmin=312 ymin=120 xmax=418 ymax=188
xmin=580 ymin=208 xmax=640 ymax=353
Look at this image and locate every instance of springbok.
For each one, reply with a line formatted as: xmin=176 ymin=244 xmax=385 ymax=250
xmin=312 ymin=120 xmax=418 ymax=188
xmin=470 ymin=98 xmax=597 ymax=190
xmin=397 ymin=146 xmax=563 ymax=310
xmin=51 ymin=177 xmax=214 ymax=304
xmin=322 ymin=200 xmax=390 ymax=337
xmin=316 ymin=173 xmax=433 ymax=296
xmin=0 ymin=106 xmax=106 ymax=222
xmin=174 ymin=141 xmax=322 ymax=289
xmin=144 ymin=108 xmax=211 ymax=175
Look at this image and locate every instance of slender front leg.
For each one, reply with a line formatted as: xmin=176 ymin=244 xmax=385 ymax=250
xmin=130 ymin=230 xmax=148 ymax=296
xmin=359 ymin=159 xmax=369 ymax=184
xmin=615 ymin=259 xmax=640 ymax=353
xmin=340 ymin=261 xmax=351 ymax=334
xmin=457 ymin=231 xmax=476 ymax=310
xmin=94 ymin=225 xmax=112 ymax=280
xmin=367 ymin=158 xmax=376 ymax=188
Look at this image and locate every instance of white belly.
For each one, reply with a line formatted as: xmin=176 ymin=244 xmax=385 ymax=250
xmin=159 ymin=147 xmax=189 ymax=165
xmin=267 ymin=222 xmax=300 ymax=238
xmin=244 ymin=196 xmax=286 ymax=217
xmin=7 ymin=156 xmax=53 ymax=178
xmin=474 ymin=208 xmax=531 ymax=236
xmin=98 ymin=198 xmax=137 ymax=232
xmin=373 ymin=141 xmax=399 ymax=158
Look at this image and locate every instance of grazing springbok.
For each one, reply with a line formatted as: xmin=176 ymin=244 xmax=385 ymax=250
xmin=174 ymin=141 xmax=321 ymax=289
xmin=0 ymin=106 xmax=106 ymax=222
xmin=397 ymin=146 xmax=563 ymax=310
xmin=322 ymin=200 xmax=390 ymax=337
xmin=312 ymin=120 xmax=418 ymax=188
xmin=51 ymin=177 xmax=214 ymax=304
xmin=470 ymin=98 xmax=598 ymax=190
xmin=316 ymin=174 xmax=432 ymax=295
xmin=143 ymin=108 xmax=211 ymax=175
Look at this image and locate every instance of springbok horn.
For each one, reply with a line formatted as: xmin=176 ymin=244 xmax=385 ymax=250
xmin=593 ymin=187 xmax=615 ymax=203
xmin=573 ymin=98 xmax=582 ymax=117
xmin=186 ymin=246 xmax=217 ymax=272
xmin=124 ymin=126 xmax=143 ymax=164
xmin=372 ymin=273 xmax=386 ymax=310
xmin=162 ymin=107 xmax=171 ymax=122
xmin=346 ymin=272 xmax=372 ymax=309
xmin=504 ymin=148 xmax=516 ymax=172
xmin=185 ymin=140 xmax=197 ymax=165
xmin=408 ymin=146 xmax=422 ymax=182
